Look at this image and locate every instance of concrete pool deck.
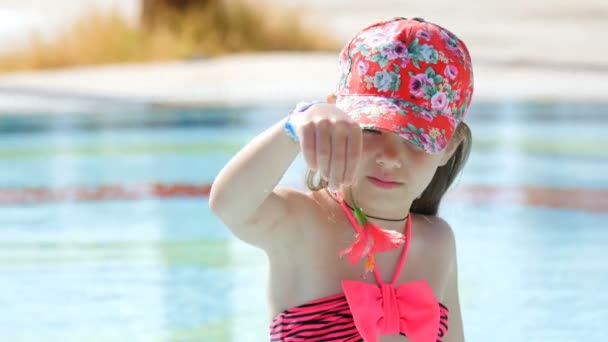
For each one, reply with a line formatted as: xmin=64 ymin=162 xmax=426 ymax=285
xmin=0 ymin=0 xmax=607 ymax=114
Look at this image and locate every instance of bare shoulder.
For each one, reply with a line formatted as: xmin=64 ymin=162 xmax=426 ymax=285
xmin=280 ymin=187 xmax=339 ymax=239
xmin=274 ymin=186 xmax=325 ymax=222
xmin=412 ymin=214 xmax=457 ymax=265
xmin=420 ymin=215 xmax=456 ymax=246
xmin=255 ymin=186 xmax=325 ymax=251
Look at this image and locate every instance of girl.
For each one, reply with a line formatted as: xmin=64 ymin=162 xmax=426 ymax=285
xmin=210 ymin=17 xmax=474 ymax=342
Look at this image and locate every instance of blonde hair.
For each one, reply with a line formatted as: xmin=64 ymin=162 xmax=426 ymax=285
xmin=305 ymin=123 xmax=472 ymax=216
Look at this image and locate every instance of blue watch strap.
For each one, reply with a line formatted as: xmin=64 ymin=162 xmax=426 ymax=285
xmin=284 ymin=100 xmax=324 ymax=143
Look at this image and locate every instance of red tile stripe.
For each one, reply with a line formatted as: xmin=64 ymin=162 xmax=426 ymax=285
xmin=0 ymin=183 xmax=606 ymax=213
xmin=0 ymin=183 xmax=210 ymax=204
xmin=448 ymin=185 xmax=608 ymax=213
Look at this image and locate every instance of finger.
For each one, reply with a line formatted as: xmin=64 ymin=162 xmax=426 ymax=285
xmin=329 ymin=121 xmax=348 ymax=189
xmin=299 ymin=122 xmax=317 ymax=170
xmin=343 ymin=125 xmax=362 ymax=185
xmin=315 ymin=119 xmax=331 ymax=181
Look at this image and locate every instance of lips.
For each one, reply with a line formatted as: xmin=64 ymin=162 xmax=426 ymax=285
xmin=366 ymin=176 xmax=403 ymax=189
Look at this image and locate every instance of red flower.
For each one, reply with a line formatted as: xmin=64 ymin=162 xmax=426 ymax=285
xmin=339 ymin=220 xmax=406 ymax=265
xmin=337 ymin=192 xmax=407 ymax=275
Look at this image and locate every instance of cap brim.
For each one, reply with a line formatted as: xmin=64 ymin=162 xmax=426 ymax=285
xmin=335 ymin=95 xmax=455 ymax=154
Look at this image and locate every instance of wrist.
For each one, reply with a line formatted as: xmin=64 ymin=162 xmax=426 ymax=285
xmin=284 ymin=100 xmax=324 ymax=143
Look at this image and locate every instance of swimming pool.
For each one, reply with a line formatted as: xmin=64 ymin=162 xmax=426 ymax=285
xmin=0 ymin=102 xmax=606 ymax=341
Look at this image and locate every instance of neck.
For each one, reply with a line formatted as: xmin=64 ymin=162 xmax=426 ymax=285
xmin=329 ymin=187 xmax=414 ymax=231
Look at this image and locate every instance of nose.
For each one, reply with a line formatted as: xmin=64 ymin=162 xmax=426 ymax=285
xmin=376 ymin=156 xmax=402 ymax=169
xmin=376 ymin=144 xmax=402 ymax=169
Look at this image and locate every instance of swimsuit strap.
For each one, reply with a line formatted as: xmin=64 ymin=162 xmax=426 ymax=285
xmin=389 ymin=215 xmax=411 ymax=285
xmin=335 ymin=193 xmax=363 ymax=233
xmin=334 ymin=192 xmax=411 ymax=286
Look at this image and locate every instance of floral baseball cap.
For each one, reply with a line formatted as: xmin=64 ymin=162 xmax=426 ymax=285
xmin=335 ymin=17 xmax=474 ymax=153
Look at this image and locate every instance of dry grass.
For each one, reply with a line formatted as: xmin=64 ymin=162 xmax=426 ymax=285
xmin=0 ymin=0 xmax=339 ymax=72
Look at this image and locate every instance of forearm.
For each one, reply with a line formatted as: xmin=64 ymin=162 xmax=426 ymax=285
xmin=209 ymin=118 xmax=300 ymax=225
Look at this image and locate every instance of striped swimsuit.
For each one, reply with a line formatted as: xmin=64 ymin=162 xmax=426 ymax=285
xmin=269 ymin=197 xmax=449 ymax=342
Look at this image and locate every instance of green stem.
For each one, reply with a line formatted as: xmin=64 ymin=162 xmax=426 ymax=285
xmin=349 ymin=189 xmax=368 ymax=226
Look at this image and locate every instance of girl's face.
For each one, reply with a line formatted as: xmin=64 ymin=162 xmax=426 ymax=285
xmin=350 ymin=128 xmax=453 ymax=202
xmin=325 ymin=93 xmax=460 ymax=212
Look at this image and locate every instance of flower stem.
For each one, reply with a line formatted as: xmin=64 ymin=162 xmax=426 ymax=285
xmin=349 ymin=189 xmax=368 ymax=226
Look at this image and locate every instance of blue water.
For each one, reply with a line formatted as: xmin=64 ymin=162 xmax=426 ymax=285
xmin=0 ymin=103 xmax=607 ymax=341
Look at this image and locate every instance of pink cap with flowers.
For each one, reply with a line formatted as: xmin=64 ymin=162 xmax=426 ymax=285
xmin=335 ymin=17 xmax=474 ymax=153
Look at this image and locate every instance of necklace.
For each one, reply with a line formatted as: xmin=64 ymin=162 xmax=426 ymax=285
xmin=324 ymin=188 xmax=409 ymax=222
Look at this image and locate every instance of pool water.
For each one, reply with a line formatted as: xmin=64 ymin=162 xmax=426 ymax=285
xmin=0 ymin=103 xmax=607 ymax=341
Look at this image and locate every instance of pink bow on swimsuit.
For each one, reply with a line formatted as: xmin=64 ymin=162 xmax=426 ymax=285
xmin=342 ymin=280 xmax=440 ymax=342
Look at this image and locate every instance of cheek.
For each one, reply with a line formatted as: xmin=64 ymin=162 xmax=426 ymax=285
xmin=407 ymin=154 xmax=443 ymax=184
xmin=398 ymin=145 xmax=437 ymax=168
xmin=361 ymin=135 xmax=381 ymax=153
xmin=354 ymin=153 xmax=374 ymax=177
xmin=408 ymin=152 xmax=437 ymax=169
